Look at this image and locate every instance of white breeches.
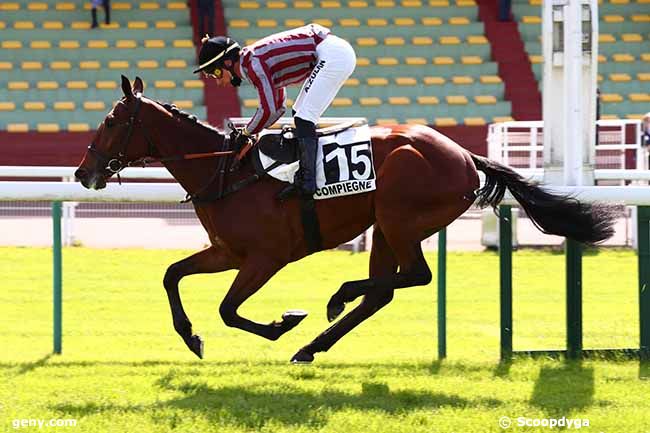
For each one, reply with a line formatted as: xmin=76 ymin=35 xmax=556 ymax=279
xmin=293 ymin=35 xmax=357 ymax=124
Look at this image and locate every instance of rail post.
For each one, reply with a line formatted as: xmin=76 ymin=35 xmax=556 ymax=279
xmin=499 ymin=206 xmax=513 ymax=361
xmin=437 ymin=227 xmax=447 ymax=359
xmin=52 ymin=201 xmax=62 ymax=354
xmin=637 ymin=206 xmax=650 ymax=359
xmin=566 ymin=238 xmax=583 ymax=359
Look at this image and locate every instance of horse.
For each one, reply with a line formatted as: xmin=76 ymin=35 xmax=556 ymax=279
xmin=74 ymin=76 xmax=618 ymax=363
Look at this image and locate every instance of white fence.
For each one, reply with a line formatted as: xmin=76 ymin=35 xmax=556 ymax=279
xmin=3 ymin=166 xmax=650 ymax=249
xmin=488 ymin=119 xmax=646 ymax=171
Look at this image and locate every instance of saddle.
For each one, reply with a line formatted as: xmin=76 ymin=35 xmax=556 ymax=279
xmin=256 ymin=119 xmax=367 ymax=163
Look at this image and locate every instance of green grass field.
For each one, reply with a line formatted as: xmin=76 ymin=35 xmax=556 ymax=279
xmin=1 ymin=247 xmax=649 ymax=432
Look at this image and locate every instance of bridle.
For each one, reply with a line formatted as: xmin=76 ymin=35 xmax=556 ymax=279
xmin=87 ymin=93 xmax=157 ymax=182
xmin=86 ymin=93 xmax=259 ymax=202
xmin=87 ymin=93 xmax=239 ymax=183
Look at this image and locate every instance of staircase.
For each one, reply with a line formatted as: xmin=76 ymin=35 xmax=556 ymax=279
xmin=189 ymin=0 xmax=241 ymax=127
xmin=476 ymin=0 xmax=541 ymax=120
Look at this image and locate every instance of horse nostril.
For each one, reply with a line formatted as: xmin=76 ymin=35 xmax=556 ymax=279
xmin=74 ymin=168 xmax=87 ymax=181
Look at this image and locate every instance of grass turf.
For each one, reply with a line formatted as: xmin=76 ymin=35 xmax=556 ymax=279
xmin=1 ymin=247 xmax=649 ymax=432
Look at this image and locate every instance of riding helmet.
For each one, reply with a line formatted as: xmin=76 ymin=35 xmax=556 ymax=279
xmin=193 ymin=36 xmax=241 ymax=74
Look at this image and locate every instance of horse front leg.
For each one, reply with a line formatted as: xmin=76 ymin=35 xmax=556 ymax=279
xmin=218 ymin=256 xmax=308 ymax=341
xmin=163 ymin=246 xmax=235 ymax=358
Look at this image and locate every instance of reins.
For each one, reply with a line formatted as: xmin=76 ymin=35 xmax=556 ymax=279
xmin=141 ymin=150 xmax=235 ymax=165
xmin=90 ymin=93 xmax=259 ymax=203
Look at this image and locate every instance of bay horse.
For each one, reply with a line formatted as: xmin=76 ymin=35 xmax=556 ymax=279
xmin=75 ymin=76 xmax=617 ymax=363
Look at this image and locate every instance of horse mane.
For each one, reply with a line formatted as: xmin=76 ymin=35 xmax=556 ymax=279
xmin=149 ymin=97 xmax=225 ymax=138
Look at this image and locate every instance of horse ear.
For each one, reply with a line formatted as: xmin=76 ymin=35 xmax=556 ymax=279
xmin=121 ymin=75 xmax=133 ymax=99
xmin=133 ymin=76 xmax=144 ymax=94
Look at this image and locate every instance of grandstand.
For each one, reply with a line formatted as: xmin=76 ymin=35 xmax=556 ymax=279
xmin=0 ymin=0 xmax=201 ymax=133
xmin=514 ymin=0 xmax=650 ymax=119
xmin=0 ymin=0 xmax=648 ymax=164
xmin=224 ymin=0 xmax=511 ymax=126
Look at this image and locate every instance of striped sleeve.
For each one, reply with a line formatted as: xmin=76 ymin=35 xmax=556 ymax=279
xmin=244 ymin=57 xmax=284 ymax=134
xmin=265 ymin=87 xmax=286 ymax=127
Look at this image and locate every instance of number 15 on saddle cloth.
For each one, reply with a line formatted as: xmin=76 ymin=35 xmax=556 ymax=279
xmin=257 ymin=124 xmax=377 ymax=200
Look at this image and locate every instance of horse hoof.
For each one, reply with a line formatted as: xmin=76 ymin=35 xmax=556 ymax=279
xmin=327 ymin=302 xmax=345 ymax=322
xmin=187 ymin=334 xmax=204 ymax=359
xmin=282 ymin=310 xmax=308 ymax=330
xmin=290 ymin=349 xmax=314 ymax=364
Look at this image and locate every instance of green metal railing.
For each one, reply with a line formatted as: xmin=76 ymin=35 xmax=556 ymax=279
xmin=45 ymin=202 xmax=649 ymax=360
xmin=437 ymin=227 xmax=447 ymax=359
xmin=498 ymin=205 xmax=650 ymax=361
xmin=52 ymin=201 xmax=62 ymax=354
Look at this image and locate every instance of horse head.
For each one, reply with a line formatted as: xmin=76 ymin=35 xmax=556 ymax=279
xmin=75 ymin=75 xmax=160 ymax=190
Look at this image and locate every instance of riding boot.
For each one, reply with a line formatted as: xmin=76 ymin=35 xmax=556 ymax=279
xmin=277 ymin=136 xmax=318 ymax=200
xmin=298 ymin=135 xmax=317 ymax=195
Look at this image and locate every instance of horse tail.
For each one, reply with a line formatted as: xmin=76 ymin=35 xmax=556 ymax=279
xmin=470 ymin=153 xmax=619 ymax=245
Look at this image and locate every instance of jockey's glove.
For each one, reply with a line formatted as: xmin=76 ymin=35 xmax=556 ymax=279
xmin=233 ymin=127 xmax=253 ymax=151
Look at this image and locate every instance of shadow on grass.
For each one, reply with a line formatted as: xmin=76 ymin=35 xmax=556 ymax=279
xmin=50 ymin=367 xmax=502 ymax=430
xmin=530 ymin=361 xmax=594 ymax=418
xmin=14 ymin=354 xmax=54 ymax=375
xmin=640 ymin=361 xmax=650 ymax=380
xmin=493 ymin=360 xmax=512 ymax=378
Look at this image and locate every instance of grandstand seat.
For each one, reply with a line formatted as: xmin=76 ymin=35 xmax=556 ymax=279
xmin=395 ymin=77 xmax=417 ymax=85
xmin=37 ymin=123 xmax=60 ymax=132
xmin=417 ymin=96 xmax=439 ymax=104
xmin=475 ymin=95 xmax=497 ymax=104
xmin=435 ymin=117 xmax=458 ymax=126
xmin=54 ymin=101 xmax=75 ymax=111
xmin=96 ymin=81 xmax=118 ymax=89
xmin=24 ymin=101 xmax=46 ymax=111
xmin=424 ymin=76 xmax=446 ymax=85
xmin=368 ymin=18 xmax=389 ymax=26
xmin=629 ymin=93 xmax=650 ymax=102
xmin=402 ymin=118 xmax=425 ymax=124
xmin=50 ymin=61 xmax=71 ymax=70
xmin=610 ymin=73 xmax=632 ymax=81
xmin=7 ymin=123 xmax=29 ymax=132
xmin=0 ymin=102 xmax=17 ymax=111
xmin=66 ymin=81 xmax=88 ymax=89
xmin=8 ymin=82 xmax=29 ymax=90
xmin=360 ymin=97 xmax=382 ymax=106
xmin=83 ymin=101 xmax=106 ymax=111
xmin=464 ymin=117 xmax=486 ymax=126
xmin=446 ymin=95 xmax=468 ymax=104
xmin=601 ymin=93 xmax=624 ymax=103
xmin=37 ymin=81 xmax=58 ymax=90
xmin=388 ymin=96 xmax=410 ymax=105
xmin=30 ymin=41 xmax=52 ymax=49
xmin=332 ymin=97 xmax=353 ymax=106
xmin=183 ymin=80 xmax=204 ymax=88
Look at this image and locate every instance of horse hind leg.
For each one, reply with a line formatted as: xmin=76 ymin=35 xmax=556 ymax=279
xmin=292 ymin=227 xmax=399 ymax=363
xmin=163 ymin=246 xmax=235 ymax=359
xmin=326 ymin=224 xmax=432 ymax=322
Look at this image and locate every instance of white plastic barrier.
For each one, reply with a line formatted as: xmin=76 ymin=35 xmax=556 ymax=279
xmin=2 ymin=181 xmax=650 ymax=205
xmin=0 ymin=166 xmax=172 ymax=180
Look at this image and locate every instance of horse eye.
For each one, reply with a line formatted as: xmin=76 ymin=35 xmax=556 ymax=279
xmin=106 ymin=118 xmax=114 ymax=128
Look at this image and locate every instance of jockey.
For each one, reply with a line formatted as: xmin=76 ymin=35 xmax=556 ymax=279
xmin=193 ymin=24 xmax=357 ymax=199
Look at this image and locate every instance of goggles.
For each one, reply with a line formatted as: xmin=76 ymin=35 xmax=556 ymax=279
xmin=203 ymin=68 xmax=223 ymax=79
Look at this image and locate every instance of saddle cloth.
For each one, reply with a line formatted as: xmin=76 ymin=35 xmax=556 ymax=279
xmin=252 ymin=123 xmax=377 ymax=200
